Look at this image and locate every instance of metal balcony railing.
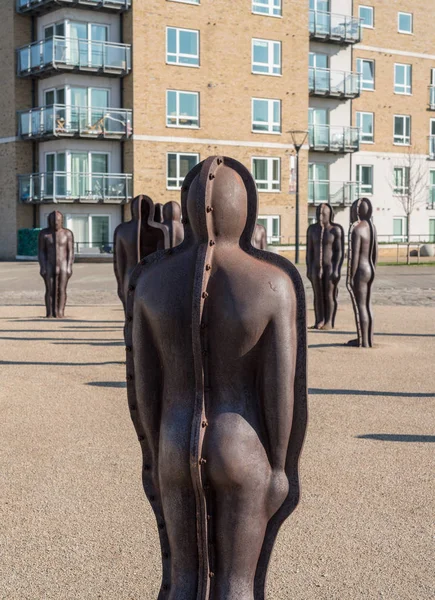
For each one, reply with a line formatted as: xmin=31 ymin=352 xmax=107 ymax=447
xmin=429 ymin=136 xmax=435 ymax=159
xmin=16 ymin=0 xmax=131 ymax=14
xmin=429 ymin=86 xmax=435 ymax=110
xmin=17 ymin=37 xmax=131 ymax=78
xmin=309 ymin=125 xmax=360 ymax=153
xmin=19 ymin=172 xmax=132 ymax=204
xmin=18 ymin=105 xmax=133 ymax=140
xmin=309 ymin=67 xmax=361 ymax=99
xmin=309 ymin=10 xmax=362 ymax=44
xmin=308 ymin=181 xmax=361 ymax=206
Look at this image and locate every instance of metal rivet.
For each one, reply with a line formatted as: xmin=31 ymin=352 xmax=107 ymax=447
xmin=138 ymin=435 xmax=145 ymax=441
xmin=200 ymin=322 xmax=206 ymax=329
xmin=209 ymin=173 xmax=215 ymax=180
xmin=126 ymin=346 xmax=132 ymax=352
xmin=128 ymin=285 xmax=135 ymax=292
xmin=209 ymin=240 xmax=215 ymax=246
xmin=205 ymin=264 xmax=211 ymax=271
xmin=202 ymin=291 xmax=209 ymax=299
xmin=182 ymin=217 xmax=189 ymax=225
xmin=202 ymin=349 xmax=208 ymax=356
xmin=209 ymin=572 xmax=215 ymax=578
xmin=206 ymin=206 xmax=213 ymax=213
xmin=199 ymin=458 xmax=207 ymax=465
xmin=207 ymin=514 xmax=211 ymax=520
xmin=202 ymin=420 xmax=208 ymax=428
xmin=127 ymin=374 xmax=133 ymax=381
xmin=217 ymin=158 xmax=223 ymax=165
xmin=127 ymin=315 xmax=133 ymax=322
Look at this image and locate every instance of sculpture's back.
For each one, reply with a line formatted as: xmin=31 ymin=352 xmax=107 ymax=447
xmin=163 ymin=201 xmax=184 ymax=248
xmin=125 ymin=157 xmax=307 ymax=600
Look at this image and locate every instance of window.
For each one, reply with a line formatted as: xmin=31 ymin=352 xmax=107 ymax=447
xmin=430 ymin=171 xmax=435 ymax=210
xmin=398 ymin=12 xmax=413 ymax=34
xmin=257 ymin=215 xmax=280 ymax=243
xmin=166 ymin=90 xmax=199 ymax=128
xmin=356 ymin=165 xmax=373 ymax=195
xmin=429 ymin=218 xmax=435 ymax=241
xmin=394 ymin=115 xmax=411 ymax=145
xmin=167 ymin=153 xmax=199 ymax=189
xmin=252 ymin=157 xmax=280 ymax=191
xmin=359 ymin=5 xmax=374 ymax=28
xmin=356 ymin=111 xmax=374 ymax=143
xmin=393 ymin=217 xmax=407 ymax=242
xmin=252 ymin=0 xmax=282 ymax=17
xmin=394 ymin=64 xmax=412 ymax=94
xmin=65 ymin=214 xmax=110 ymax=248
xmin=252 ymin=98 xmax=281 ymax=133
xmin=252 ymin=39 xmax=281 ymax=75
xmin=166 ymin=27 xmax=199 ymax=66
xmin=429 ymin=120 xmax=435 ymax=158
xmin=308 ymin=163 xmax=329 ymax=202
xmin=393 ymin=167 xmax=410 ymax=195
xmin=357 ymin=58 xmax=375 ymax=90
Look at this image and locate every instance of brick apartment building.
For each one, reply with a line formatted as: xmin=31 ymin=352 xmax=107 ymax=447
xmin=0 ymin=0 xmax=434 ymax=259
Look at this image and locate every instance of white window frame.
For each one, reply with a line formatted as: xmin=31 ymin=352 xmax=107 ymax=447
xmin=252 ymin=0 xmax=282 ymax=18
xmin=167 ymin=0 xmax=199 ymax=4
xmin=166 ymin=152 xmax=200 ymax=189
xmin=359 ymin=5 xmax=374 ymax=28
xmin=257 ymin=215 xmax=281 ymax=243
xmin=252 ymin=39 xmax=281 ymax=76
xmin=393 ymin=166 xmax=410 ymax=195
xmin=398 ymin=12 xmax=413 ymax=34
xmin=394 ymin=63 xmax=412 ymax=95
xmin=65 ymin=213 xmax=112 ymax=248
xmin=393 ymin=115 xmax=411 ymax=145
xmin=357 ymin=58 xmax=375 ymax=91
xmin=166 ymin=90 xmax=199 ymax=129
xmin=356 ymin=111 xmax=374 ymax=143
xmin=392 ymin=216 xmax=407 ymax=242
xmin=252 ymin=157 xmax=281 ymax=192
xmin=251 ymin=98 xmax=281 ymax=134
xmin=356 ymin=164 xmax=374 ymax=195
xmin=166 ymin=27 xmax=199 ymax=67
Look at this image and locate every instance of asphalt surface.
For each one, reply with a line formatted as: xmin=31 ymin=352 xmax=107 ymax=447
xmin=0 ymin=264 xmax=434 ymax=599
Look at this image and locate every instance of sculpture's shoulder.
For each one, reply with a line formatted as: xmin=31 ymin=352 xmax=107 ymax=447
xmin=330 ymin=223 xmax=344 ymax=238
xmin=62 ymin=227 xmax=74 ymax=240
xmin=39 ymin=227 xmax=50 ymax=238
xmin=307 ymin=223 xmax=317 ymax=236
xmin=245 ymin=252 xmax=298 ymax=314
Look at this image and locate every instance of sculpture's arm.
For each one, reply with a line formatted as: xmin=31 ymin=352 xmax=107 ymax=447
xmin=157 ymin=226 xmax=170 ymax=250
xmin=372 ymin=225 xmax=378 ymax=269
xmin=67 ymin=231 xmax=74 ymax=275
xmin=350 ymin=228 xmax=361 ymax=284
xmin=261 ymin=228 xmax=267 ymax=250
xmin=306 ymin=228 xmax=314 ymax=277
xmin=331 ymin=227 xmax=343 ymax=282
xmin=113 ymin=229 xmax=126 ymax=304
xmin=38 ymin=232 xmax=47 ymax=277
xmin=261 ymin=290 xmax=296 ymax=472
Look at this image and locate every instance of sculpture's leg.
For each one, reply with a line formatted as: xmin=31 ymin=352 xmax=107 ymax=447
xmin=159 ymin=425 xmax=199 ymax=598
xmin=57 ymin=270 xmax=68 ymax=318
xmin=312 ymin=276 xmax=325 ymax=329
xmin=322 ymin=275 xmax=335 ymax=330
xmin=44 ymin=276 xmax=54 ymax=318
xmin=354 ymin=279 xmax=371 ymax=348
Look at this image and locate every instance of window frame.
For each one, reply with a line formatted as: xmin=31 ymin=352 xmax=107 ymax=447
xmin=393 ymin=114 xmax=411 ymax=145
xmin=357 ymin=58 xmax=375 ymax=91
xmin=166 ymin=152 xmax=200 ymax=190
xmin=252 ymin=157 xmax=281 ymax=192
xmin=356 ymin=164 xmax=374 ymax=195
xmin=64 ymin=213 xmax=112 ymax=248
xmin=393 ymin=166 xmax=410 ymax=195
xmin=166 ymin=26 xmax=200 ymax=67
xmin=394 ymin=63 xmax=412 ymax=95
xmin=356 ymin=111 xmax=374 ymax=143
xmin=359 ymin=5 xmax=374 ymax=29
xmin=398 ymin=12 xmax=413 ymax=34
xmin=257 ymin=214 xmax=281 ymax=243
xmin=392 ymin=216 xmax=407 ymax=242
xmin=251 ymin=38 xmax=282 ymax=76
xmin=166 ymin=90 xmax=200 ymax=129
xmin=252 ymin=0 xmax=282 ymax=18
xmin=251 ymin=98 xmax=281 ymax=134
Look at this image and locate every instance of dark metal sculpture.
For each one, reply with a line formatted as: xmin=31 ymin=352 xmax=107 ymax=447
xmin=346 ymin=198 xmax=377 ymax=348
xmin=162 ymin=201 xmax=184 ymax=249
xmin=38 ymin=210 xmax=74 ymax=319
xmin=306 ymin=203 xmax=344 ymax=329
xmin=251 ymin=223 xmax=268 ymax=250
xmin=154 ymin=202 xmax=164 ymax=224
xmin=113 ymin=195 xmax=169 ymax=311
xmin=124 ymin=156 xmax=307 ymax=600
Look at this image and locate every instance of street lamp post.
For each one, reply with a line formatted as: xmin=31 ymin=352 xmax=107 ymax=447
xmin=289 ymin=129 xmax=309 ymax=264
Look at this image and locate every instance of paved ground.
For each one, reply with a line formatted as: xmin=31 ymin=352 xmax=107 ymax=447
xmin=0 ymin=264 xmax=434 ymax=599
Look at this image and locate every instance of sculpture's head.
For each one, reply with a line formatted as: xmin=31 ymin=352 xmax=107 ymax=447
xmin=163 ymin=201 xmax=182 ymax=223
xmin=130 ymin=195 xmax=153 ymax=223
xmin=351 ymin=197 xmax=373 ymax=223
xmin=316 ymin=203 xmax=333 ymax=227
xmin=154 ymin=203 xmax=164 ymax=223
xmin=187 ymin=162 xmax=248 ymax=244
xmin=48 ymin=210 xmax=63 ymax=232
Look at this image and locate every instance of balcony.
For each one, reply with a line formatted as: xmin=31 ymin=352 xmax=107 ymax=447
xmin=429 ymin=87 xmax=435 ymax=110
xmin=16 ymin=0 xmax=131 ymax=14
xmin=308 ymin=181 xmax=361 ymax=206
xmin=309 ymin=68 xmax=361 ymax=99
xmin=309 ymin=10 xmax=361 ymax=44
xmin=18 ymin=105 xmax=133 ymax=140
xmin=309 ymin=125 xmax=360 ymax=153
xmin=19 ymin=172 xmax=132 ymax=204
xmin=17 ymin=37 xmax=131 ymax=78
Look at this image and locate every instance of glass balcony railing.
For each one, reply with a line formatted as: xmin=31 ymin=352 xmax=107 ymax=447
xmin=19 ymin=172 xmax=132 ymax=204
xmin=17 ymin=37 xmax=131 ymax=78
xmin=18 ymin=105 xmax=133 ymax=140
xmin=308 ymin=181 xmax=361 ymax=206
xmin=16 ymin=0 xmax=131 ymax=14
xmin=309 ymin=125 xmax=360 ymax=153
xmin=429 ymin=86 xmax=435 ymax=110
xmin=309 ymin=10 xmax=362 ymax=44
xmin=309 ymin=67 xmax=361 ymax=98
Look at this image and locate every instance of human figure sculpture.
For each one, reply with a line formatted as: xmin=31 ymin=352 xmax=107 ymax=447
xmin=306 ymin=203 xmax=344 ymax=329
xmin=251 ymin=223 xmax=268 ymax=250
xmin=124 ymin=157 xmax=307 ymax=600
xmin=154 ymin=202 xmax=164 ymax=224
xmin=162 ymin=201 xmax=184 ymax=249
xmin=113 ymin=195 xmax=168 ymax=311
xmin=346 ymin=197 xmax=377 ymax=348
xmin=38 ymin=210 xmax=74 ymax=319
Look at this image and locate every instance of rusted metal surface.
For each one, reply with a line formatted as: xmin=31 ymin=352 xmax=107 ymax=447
xmin=306 ymin=203 xmax=344 ymax=329
xmin=38 ymin=210 xmax=74 ymax=318
xmin=113 ymin=195 xmax=169 ymax=312
xmin=162 ymin=201 xmax=184 ymax=249
xmin=346 ymin=198 xmax=378 ymax=348
xmin=251 ymin=223 xmax=268 ymax=250
xmin=124 ymin=156 xmax=307 ymax=599
xmin=154 ymin=202 xmax=164 ymax=224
